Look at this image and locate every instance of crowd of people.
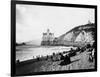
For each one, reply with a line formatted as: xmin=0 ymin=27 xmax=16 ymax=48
xmin=16 ymin=43 xmax=96 ymax=66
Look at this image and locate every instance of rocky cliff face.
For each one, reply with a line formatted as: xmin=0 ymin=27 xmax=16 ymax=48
xmin=57 ymin=23 xmax=95 ymax=46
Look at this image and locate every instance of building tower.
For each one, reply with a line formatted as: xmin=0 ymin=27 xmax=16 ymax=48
xmin=41 ymin=29 xmax=54 ymax=45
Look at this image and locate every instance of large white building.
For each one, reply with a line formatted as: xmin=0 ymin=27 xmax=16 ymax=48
xmin=41 ymin=29 xmax=55 ymax=45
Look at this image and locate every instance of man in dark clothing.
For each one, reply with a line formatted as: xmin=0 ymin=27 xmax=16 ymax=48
xmin=64 ymin=54 xmax=71 ymax=64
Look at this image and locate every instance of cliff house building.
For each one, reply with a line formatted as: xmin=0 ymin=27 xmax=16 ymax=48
xmin=41 ymin=29 xmax=55 ymax=45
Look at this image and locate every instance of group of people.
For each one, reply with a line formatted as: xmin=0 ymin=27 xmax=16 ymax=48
xmin=16 ymin=43 xmax=95 ymax=65
xmin=60 ymin=53 xmax=71 ymax=65
xmin=60 ymin=43 xmax=96 ymax=65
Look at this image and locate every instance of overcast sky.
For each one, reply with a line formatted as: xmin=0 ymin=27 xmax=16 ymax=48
xmin=16 ymin=4 xmax=95 ymax=45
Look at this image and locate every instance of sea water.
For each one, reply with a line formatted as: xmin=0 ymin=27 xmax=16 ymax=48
xmin=16 ymin=45 xmax=75 ymax=61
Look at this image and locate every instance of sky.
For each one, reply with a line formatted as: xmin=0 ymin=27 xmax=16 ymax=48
xmin=16 ymin=4 xmax=95 ymax=45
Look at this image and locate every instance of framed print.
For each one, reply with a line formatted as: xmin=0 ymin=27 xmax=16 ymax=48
xmin=11 ymin=0 xmax=97 ymax=76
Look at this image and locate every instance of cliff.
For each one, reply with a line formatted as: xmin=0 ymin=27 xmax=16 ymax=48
xmin=57 ymin=23 xmax=95 ymax=46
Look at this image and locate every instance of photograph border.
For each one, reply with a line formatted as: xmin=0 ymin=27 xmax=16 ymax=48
xmin=11 ymin=0 xmax=97 ymax=76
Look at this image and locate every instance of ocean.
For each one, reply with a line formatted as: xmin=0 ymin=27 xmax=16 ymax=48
xmin=16 ymin=45 xmax=75 ymax=61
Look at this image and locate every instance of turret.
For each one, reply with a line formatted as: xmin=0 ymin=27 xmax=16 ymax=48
xmin=41 ymin=29 xmax=55 ymax=45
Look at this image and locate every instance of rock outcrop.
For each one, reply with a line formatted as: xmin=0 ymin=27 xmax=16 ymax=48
xmin=57 ymin=23 xmax=95 ymax=46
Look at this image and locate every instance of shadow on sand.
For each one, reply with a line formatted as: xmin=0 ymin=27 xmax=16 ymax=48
xmin=59 ymin=59 xmax=80 ymax=66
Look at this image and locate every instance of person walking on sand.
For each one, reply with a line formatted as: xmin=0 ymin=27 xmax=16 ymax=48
xmin=64 ymin=54 xmax=71 ymax=64
xmin=89 ymin=48 xmax=95 ymax=62
xmin=92 ymin=49 xmax=95 ymax=60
